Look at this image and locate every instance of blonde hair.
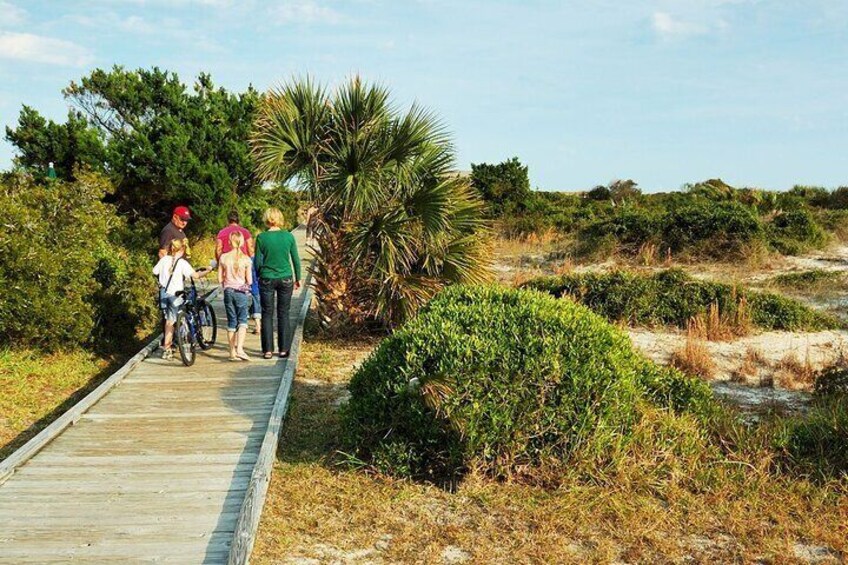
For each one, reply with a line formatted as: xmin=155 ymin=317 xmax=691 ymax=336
xmin=168 ymin=238 xmax=185 ymax=256
xmin=221 ymin=231 xmax=249 ymax=277
xmin=263 ymin=207 xmax=285 ymax=228
xmin=228 ymin=231 xmax=245 ymax=265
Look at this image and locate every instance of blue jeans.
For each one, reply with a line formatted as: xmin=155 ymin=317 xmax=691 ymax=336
xmin=159 ymin=293 xmax=184 ymax=323
xmin=259 ymin=277 xmax=293 ymax=353
xmin=223 ymin=288 xmax=250 ymax=331
xmin=250 ymin=290 xmax=262 ymax=318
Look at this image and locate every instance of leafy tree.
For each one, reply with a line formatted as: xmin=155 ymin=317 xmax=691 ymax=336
xmin=4 ymin=106 xmax=105 ymax=180
xmin=584 ymin=179 xmax=640 ymax=204
xmin=251 ymin=77 xmax=491 ymax=329
xmin=608 ymin=179 xmax=641 ymax=204
xmin=7 ymin=66 xmax=264 ymax=234
xmin=470 ymin=157 xmax=531 ymax=213
xmin=685 ymin=178 xmax=735 ymax=201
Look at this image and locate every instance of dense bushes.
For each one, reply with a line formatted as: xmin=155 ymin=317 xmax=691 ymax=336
xmin=664 ymin=201 xmax=764 ymax=256
xmin=523 ymin=269 xmax=838 ymax=332
xmin=343 ymin=285 xmax=713 ymax=482
xmin=479 ymin=170 xmax=845 ymax=261
xmin=0 ymin=172 xmax=157 ymax=351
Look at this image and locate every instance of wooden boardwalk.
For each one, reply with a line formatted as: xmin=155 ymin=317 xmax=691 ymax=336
xmin=0 ymin=228 xmax=311 ymax=564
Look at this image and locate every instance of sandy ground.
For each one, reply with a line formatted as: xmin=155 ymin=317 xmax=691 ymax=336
xmin=628 ymin=327 xmax=848 ymax=414
xmin=628 ymin=328 xmax=848 ymax=387
xmin=494 ymin=240 xmax=848 ymax=414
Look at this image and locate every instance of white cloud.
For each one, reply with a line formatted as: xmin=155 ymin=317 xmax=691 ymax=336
xmin=270 ymin=1 xmax=343 ymax=25
xmin=652 ymin=11 xmax=710 ymax=38
xmin=0 ymin=1 xmax=27 ymax=27
xmin=0 ymin=32 xmax=93 ymax=66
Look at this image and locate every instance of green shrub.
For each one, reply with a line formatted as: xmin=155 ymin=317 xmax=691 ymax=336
xmin=0 ymin=171 xmax=157 ymax=351
xmin=766 ymin=209 xmax=827 ymax=255
xmin=663 ymin=201 xmax=764 ymax=257
xmin=523 ymin=269 xmax=838 ymax=332
xmin=343 ymin=285 xmax=713 ymax=483
xmin=746 ymin=292 xmax=837 ymax=331
xmin=581 ymin=208 xmax=661 ymax=254
xmin=769 ymin=269 xmax=841 ymax=290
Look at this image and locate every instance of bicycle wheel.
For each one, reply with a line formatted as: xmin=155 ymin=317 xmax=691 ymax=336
xmin=197 ymin=301 xmax=217 ymax=350
xmin=175 ymin=310 xmax=196 ymax=366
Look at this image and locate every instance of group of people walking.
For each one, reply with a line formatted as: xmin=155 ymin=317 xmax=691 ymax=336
xmin=154 ymin=205 xmax=301 ymax=362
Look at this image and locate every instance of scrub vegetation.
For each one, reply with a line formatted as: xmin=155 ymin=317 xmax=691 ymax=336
xmin=254 ymin=326 xmax=847 ymax=564
xmin=523 ymin=269 xmax=839 ymax=333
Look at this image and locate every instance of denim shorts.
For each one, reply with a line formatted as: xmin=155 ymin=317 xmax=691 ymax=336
xmin=159 ymin=293 xmax=184 ymax=323
xmin=224 ymin=288 xmax=250 ymax=331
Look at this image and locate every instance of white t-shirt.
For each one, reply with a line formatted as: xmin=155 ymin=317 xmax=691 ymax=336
xmin=153 ymin=256 xmax=195 ymax=295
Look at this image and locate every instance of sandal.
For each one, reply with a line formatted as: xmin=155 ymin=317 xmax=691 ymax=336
xmin=278 ymin=351 xmax=290 ymax=359
xmin=237 ymin=352 xmax=251 ymax=361
xmin=263 ymin=352 xmax=274 ymax=360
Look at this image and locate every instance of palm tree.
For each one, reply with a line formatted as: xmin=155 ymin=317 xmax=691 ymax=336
xmin=251 ymin=76 xmax=491 ymax=330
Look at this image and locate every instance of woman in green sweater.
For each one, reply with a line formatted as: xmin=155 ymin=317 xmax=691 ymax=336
xmin=255 ymin=207 xmax=301 ymax=359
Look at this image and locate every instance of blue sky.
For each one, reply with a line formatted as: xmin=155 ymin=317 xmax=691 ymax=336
xmin=0 ymin=0 xmax=846 ymax=191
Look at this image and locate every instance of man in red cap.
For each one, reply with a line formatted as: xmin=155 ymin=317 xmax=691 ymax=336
xmin=158 ymin=205 xmax=192 ymax=259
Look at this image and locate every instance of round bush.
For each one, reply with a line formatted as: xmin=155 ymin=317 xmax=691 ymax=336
xmin=663 ymin=201 xmax=764 ymax=257
xmin=343 ymin=285 xmax=712 ymax=482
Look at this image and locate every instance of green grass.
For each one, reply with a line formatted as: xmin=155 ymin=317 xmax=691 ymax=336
xmin=0 ymin=348 xmax=121 ymax=460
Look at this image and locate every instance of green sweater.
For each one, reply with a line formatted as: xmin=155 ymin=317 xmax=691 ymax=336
xmin=255 ymin=230 xmax=301 ymax=281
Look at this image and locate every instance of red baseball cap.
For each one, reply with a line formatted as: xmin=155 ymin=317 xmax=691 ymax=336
xmin=173 ymin=206 xmax=191 ymax=220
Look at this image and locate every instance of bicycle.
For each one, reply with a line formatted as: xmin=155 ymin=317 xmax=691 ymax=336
xmin=173 ymin=276 xmax=218 ymax=366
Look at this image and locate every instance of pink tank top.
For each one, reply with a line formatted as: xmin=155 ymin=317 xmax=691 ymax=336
xmin=220 ymin=254 xmax=251 ymax=290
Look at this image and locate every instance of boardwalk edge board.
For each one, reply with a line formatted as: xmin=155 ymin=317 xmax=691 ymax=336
xmin=227 ymin=265 xmax=315 ymax=565
xmin=0 ymin=287 xmax=220 ymax=485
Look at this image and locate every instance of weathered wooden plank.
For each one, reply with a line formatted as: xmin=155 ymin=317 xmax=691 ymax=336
xmin=4 ymin=554 xmax=230 ymax=564
xmin=27 ymin=453 xmax=258 ymax=466
xmin=0 ymin=518 xmax=240 ymax=540
xmin=0 ymin=477 xmax=251 ymax=494
xmin=13 ymin=463 xmax=256 ymax=478
xmin=0 ymin=488 xmax=245 ymax=505
xmin=229 ymin=268 xmax=314 ymax=565
xmin=0 ymin=537 xmax=233 ymax=560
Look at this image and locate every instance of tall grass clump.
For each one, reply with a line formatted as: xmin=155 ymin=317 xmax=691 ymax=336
xmin=523 ymin=269 xmax=838 ymax=333
xmin=343 ymin=285 xmax=713 ymax=484
xmin=776 ymin=396 xmax=848 ymax=480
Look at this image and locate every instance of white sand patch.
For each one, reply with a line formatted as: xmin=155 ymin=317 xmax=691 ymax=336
xmin=628 ymin=328 xmax=848 ymax=388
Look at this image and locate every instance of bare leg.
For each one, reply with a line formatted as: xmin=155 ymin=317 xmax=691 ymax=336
xmin=236 ymin=327 xmax=250 ymax=360
xmin=227 ymin=330 xmax=237 ymax=360
xmin=163 ymin=321 xmax=175 ymax=349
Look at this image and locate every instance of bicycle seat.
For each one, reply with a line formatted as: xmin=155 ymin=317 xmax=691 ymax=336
xmin=174 ymin=290 xmax=185 ymax=297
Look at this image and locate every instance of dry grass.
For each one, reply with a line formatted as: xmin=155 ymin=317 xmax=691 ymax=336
xmin=637 ymin=242 xmax=659 ymax=266
xmin=732 ymin=346 xmax=771 ymax=384
xmin=0 ymin=349 xmax=112 ymax=460
xmin=670 ymin=323 xmax=716 ymax=380
xmin=253 ymin=334 xmax=848 ymax=564
xmin=776 ymin=350 xmax=816 ymax=390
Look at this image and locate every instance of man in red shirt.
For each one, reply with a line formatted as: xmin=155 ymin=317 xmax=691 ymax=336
xmin=216 ymin=210 xmax=254 ymax=259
